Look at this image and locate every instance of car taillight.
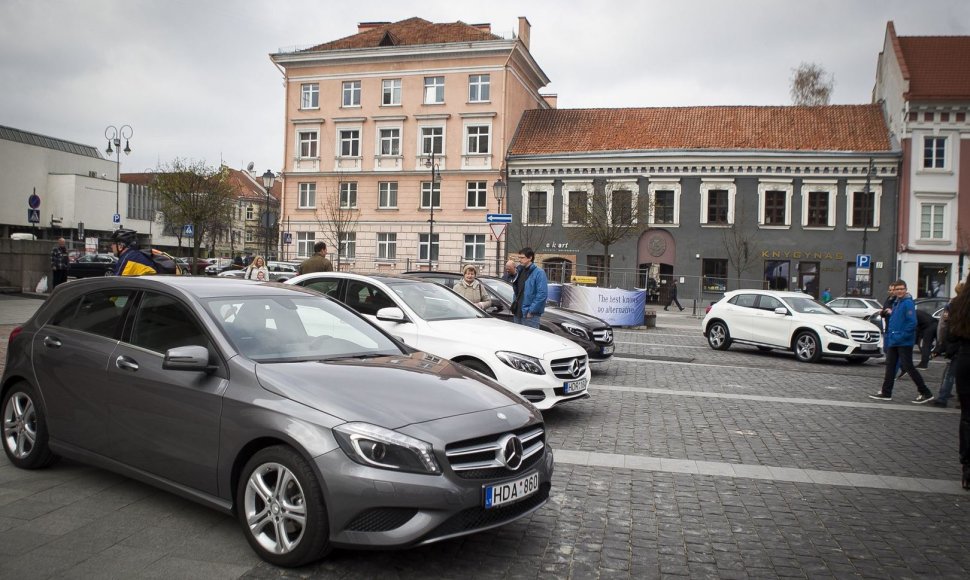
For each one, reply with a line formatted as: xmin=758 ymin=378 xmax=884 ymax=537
xmin=8 ymin=326 xmax=23 ymax=346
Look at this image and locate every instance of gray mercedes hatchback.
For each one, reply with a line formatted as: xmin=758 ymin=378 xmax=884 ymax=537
xmin=1 ymin=277 xmax=553 ymax=567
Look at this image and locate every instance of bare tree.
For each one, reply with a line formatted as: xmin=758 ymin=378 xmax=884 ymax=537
xmin=721 ymin=223 xmax=758 ymax=289
xmin=790 ymin=62 xmax=834 ymax=106
xmin=315 ymin=177 xmax=359 ymax=270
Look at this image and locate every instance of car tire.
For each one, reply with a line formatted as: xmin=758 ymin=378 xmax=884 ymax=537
xmin=237 ymin=446 xmax=331 ymax=567
xmin=793 ymin=331 xmax=822 ymax=363
xmin=1 ymin=381 xmax=58 ymax=469
xmin=707 ymin=321 xmax=732 ymax=351
xmin=458 ymin=359 xmax=496 ymax=379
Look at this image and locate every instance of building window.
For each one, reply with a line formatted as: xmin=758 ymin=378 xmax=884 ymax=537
xmin=339 ymin=182 xmax=357 ymax=209
xmin=587 ymin=255 xmax=605 ymax=278
xmin=706 ymin=190 xmax=729 ymax=224
xmin=421 ymin=182 xmax=440 ymax=209
xmin=339 ymin=233 xmax=356 ymax=260
xmin=342 ymin=81 xmax=361 ymax=107
xmin=923 ymin=136 xmax=946 ymax=169
xmin=464 ymin=234 xmax=485 ymax=261
xmin=466 ymin=125 xmax=490 ymax=154
xmin=297 ymin=232 xmax=315 ymax=258
xmin=424 ymin=76 xmax=445 ymax=104
xmin=378 ymin=182 xmax=398 ymax=208
xmin=421 ymin=127 xmax=443 ymax=155
xmin=764 ymin=260 xmax=790 ymax=291
xmin=851 ymin=191 xmax=875 ymax=227
xmin=298 ymin=183 xmax=316 ymax=208
xmin=298 ymin=131 xmax=318 ymax=158
xmin=246 ymin=205 xmax=254 ymax=220
xmin=419 ymin=233 xmax=439 ymax=261
xmin=611 ymin=190 xmax=633 ymax=225
xmin=806 ymin=191 xmax=829 ymax=226
xmin=528 ymin=191 xmax=548 ymax=224
xmin=466 ymin=181 xmax=487 ymax=209
xmin=763 ymin=190 xmax=786 ymax=225
xmin=468 ymin=74 xmax=490 ymax=102
xmin=379 ymin=128 xmax=400 ymax=156
xmin=703 ymin=259 xmax=728 ymax=292
xmin=846 ymin=263 xmax=872 ymax=297
xmin=382 ymin=79 xmax=401 ymax=106
xmin=301 ymin=83 xmax=319 ymax=109
xmin=654 ymin=190 xmax=674 ymax=224
xmin=377 ymin=233 xmax=397 ymax=260
xmin=568 ymin=190 xmax=588 ymax=224
xmin=339 ymin=130 xmax=360 ymax=157
xmin=920 ymin=203 xmax=945 ymax=239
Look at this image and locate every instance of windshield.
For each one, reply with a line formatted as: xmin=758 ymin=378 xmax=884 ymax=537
xmin=785 ymin=296 xmax=837 ymax=315
xmin=206 ymin=295 xmax=402 ymax=362
xmin=388 ymin=281 xmax=486 ymax=321
xmin=480 ymin=278 xmax=513 ymax=303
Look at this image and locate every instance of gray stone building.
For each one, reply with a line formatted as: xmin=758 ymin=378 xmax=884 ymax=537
xmin=505 ymin=105 xmax=900 ymax=303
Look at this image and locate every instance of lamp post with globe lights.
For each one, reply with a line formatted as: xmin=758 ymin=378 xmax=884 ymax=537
xmin=104 ymin=124 xmax=132 ymax=228
xmin=261 ymin=170 xmax=276 ymax=260
xmin=492 ymin=174 xmax=507 ymax=275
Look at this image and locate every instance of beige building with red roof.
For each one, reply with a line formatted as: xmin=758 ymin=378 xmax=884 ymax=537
xmin=874 ymin=21 xmax=970 ymax=298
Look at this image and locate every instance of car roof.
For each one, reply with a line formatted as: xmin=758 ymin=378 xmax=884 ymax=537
xmin=293 ymin=271 xmax=434 ymax=286
xmin=61 ymin=276 xmax=317 ymax=300
xmin=723 ymin=289 xmax=811 ymax=299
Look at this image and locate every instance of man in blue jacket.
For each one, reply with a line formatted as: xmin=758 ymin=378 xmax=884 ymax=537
xmin=869 ymin=279 xmax=934 ymax=403
xmin=510 ymin=247 xmax=547 ymax=329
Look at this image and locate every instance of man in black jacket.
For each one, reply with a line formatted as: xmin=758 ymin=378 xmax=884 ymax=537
xmin=915 ymin=308 xmax=938 ymax=369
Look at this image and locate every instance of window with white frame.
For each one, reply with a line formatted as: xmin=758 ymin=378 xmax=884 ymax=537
xmin=424 ymin=76 xmax=445 ymax=104
xmin=700 ymin=181 xmax=736 ymax=225
xmin=297 ymin=232 xmax=315 ymax=258
xmin=421 ymin=127 xmax=443 ymax=155
xmin=466 ymin=125 xmax=490 ymax=154
xmin=379 ymin=128 xmax=400 ymax=156
xmin=379 ymin=182 xmax=398 ymax=208
xmin=807 ymin=191 xmax=829 ymax=226
xmin=245 ymin=230 xmax=254 ymax=243
xmin=421 ymin=182 xmax=440 ymax=209
xmin=707 ymin=190 xmax=728 ymax=224
xmin=339 ymin=129 xmax=360 ymax=157
xmin=923 ymin=136 xmax=947 ymax=169
xmin=920 ymin=203 xmax=945 ymax=239
xmin=339 ymin=232 xmax=356 ymax=260
xmin=419 ymin=233 xmax=439 ymax=261
xmin=468 ymin=74 xmax=490 ymax=102
xmin=801 ymin=183 xmax=836 ymax=227
xmin=764 ymin=191 xmax=785 ymax=225
xmin=301 ymin=83 xmax=319 ymax=109
xmin=298 ymin=183 xmax=316 ymax=208
xmin=846 ymin=183 xmax=881 ymax=228
xmin=382 ymin=79 xmax=401 ymax=106
xmin=342 ymin=81 xmax=361 ymax=107
xmin=611 ymin=190 xmax=633 ymax=225
xmin=567 ymin=190 xmax=588 ymax=224
xmin=528 ymin=191 xmax=548 ymax=224
xmin=339 ymin=182 xmax=357 ymax=209
xmin=298 ymin=131 xmax=318 ymax=158
xmin=377 ymin=233 xmax=397 ymax=260
xmin=757 ymin=182 xmax=793 ymax=227
xmin=246 ymin=205 xmax=254 ymax=220
xmin=647 ymin=181 xmax=680 ymax=226
xmin=464 ymin=234 xmax=485 ymax=261
xmin=466 ymin=181 xmax=487 ymax=208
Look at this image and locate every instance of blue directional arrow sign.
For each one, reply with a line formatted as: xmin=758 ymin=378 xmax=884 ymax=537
xmin=486 ymin=213 xmax=512 ymax=223
xmin=856 ymin=254 xmax=871 ymax=269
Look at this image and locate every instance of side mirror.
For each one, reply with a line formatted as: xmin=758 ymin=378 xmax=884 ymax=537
xmin=163 ymin=345 xmax=211 ymax=372
xmin=774 ymin=307 xmax=789 ymax=316
xmin=376 ymin=307 xmax=408 ymax=322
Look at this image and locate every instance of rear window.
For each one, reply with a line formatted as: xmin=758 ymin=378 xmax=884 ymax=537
xmin=50 ymin=290 xmax=133 ymax=339
xmin=728 ymin=294 xmax=758 ymax=308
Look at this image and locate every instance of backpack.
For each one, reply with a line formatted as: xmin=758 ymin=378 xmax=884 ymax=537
xmin=140 ymin=249 xmax=184 ymax=275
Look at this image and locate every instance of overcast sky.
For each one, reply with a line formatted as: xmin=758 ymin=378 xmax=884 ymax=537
xmin=2 ymin=0 xmax=968 ymax=176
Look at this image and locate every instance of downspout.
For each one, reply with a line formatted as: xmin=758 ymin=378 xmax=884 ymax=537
xmin=272 ymin=57 xmax=289 ymax=248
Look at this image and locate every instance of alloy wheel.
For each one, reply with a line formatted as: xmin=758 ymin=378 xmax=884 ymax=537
xmin=3 ymin=392 xmax=36 ymax=460
xmin=244 ymin=462 xmax=308 ymax=555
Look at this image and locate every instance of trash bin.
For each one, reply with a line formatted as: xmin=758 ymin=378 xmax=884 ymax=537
xmin=644 ymin=308 xmax=657 ymax=328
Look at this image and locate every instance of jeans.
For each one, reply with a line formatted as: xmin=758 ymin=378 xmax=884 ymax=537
xmin=937 ymin=361 xmax=955 ymax=404
xmin=514 ymin=314 xmax=541 ymax=329
xmin=881 ymin=345 xmax=930 ymax=397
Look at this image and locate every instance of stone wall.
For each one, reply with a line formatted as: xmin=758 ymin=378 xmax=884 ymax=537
xmin=0 ymin=239 xmax=56 ymax=292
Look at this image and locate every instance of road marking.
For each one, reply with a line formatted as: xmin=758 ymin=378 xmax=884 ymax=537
xmin=553 ymin=449 xmax=965 ymax=495
xmin=613 ymin=341 xmax=708 ymax=348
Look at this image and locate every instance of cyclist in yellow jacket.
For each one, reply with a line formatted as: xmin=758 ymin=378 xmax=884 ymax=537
xmin=111 ymin=228 xmax=157 ymax=276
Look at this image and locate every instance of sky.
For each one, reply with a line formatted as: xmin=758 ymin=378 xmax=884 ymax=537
xmin=2 ymin=0 xmax=969 ymax=176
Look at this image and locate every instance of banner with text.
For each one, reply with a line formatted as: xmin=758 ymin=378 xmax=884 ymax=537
xmin=560 ymin=285 xmax=646 ymax=327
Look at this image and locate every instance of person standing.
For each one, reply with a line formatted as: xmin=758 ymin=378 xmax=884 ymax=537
xmin=943 ymin=278 xmax=970 ymax=489
xmin=510 ymin=247 xmax=547 ymax=329
xmin=821 ymin=287 xmax=832 ymax=303
xmin=664 ymin=281 xmax=684 ymax=311
xmin=49 ymin=237 xmax=69 ymax=291
xmin=297 ymin=242 xmax=333 ymax=275
xmin=915 ymin=308 xmax=938 ymax=369
xmin=502 ymin=259 xmax=517 ymax=282
xmin=869 ymin=280 xmax=934 ymax=404
xmin=454 ymin=265 xmax=491 ymax=309
xmin=932 ymin=283 xmax=963 ymax=407
xmin=245 ymin=256 xmax=269 ymax=281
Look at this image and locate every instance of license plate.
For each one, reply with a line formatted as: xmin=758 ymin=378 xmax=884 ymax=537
xmin=563 ymin=378 xmax=588 ymax=394
xmin=601 ymin=344 xmax=614 ymax=355
xmin=484 ymin=471 xmax=540 ymax=509
xmin=862 ymin=344 xmax=878 ymax=351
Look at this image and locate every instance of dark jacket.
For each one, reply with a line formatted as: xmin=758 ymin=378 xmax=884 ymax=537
xmin=885 ymin=293 xmax=918 ymax=347
xmin=114 ymin=248 xmax=157 ymax=276
xmin=298 ymin=254 xmax=333 ymax=274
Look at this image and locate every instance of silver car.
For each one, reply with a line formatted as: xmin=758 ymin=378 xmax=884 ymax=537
xmin=1 ymin=277 xmax=553 ymax=567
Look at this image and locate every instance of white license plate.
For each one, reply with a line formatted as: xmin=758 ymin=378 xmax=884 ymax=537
xmin=601 ymin=344 xmax=614 ymax=355
xmin=563 ymin=378 xmax=588 ymax=394
xmin=861 ymin=344 xmax=878 ymax=351
xmin=484 ymin=471 xmax=540 ymax=509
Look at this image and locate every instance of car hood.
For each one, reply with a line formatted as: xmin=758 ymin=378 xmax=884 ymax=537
xmin=543 ymin=306 xmax=611 ymax=329
xmin=426 ymin=317 xmax=582 ymax=355
xmin=254 ymin=352 xmax=522 ymax=429
xmin=801 ymin=313 xmax=881 ymax=331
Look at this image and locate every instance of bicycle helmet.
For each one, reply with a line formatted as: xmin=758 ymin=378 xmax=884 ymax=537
xmin=111 ymin=228 xmax=139 ymax=247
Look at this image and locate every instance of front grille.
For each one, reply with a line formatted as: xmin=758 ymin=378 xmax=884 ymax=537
xmin=850 ymin=330 xmax=881 ymax=343
xmin=445 ymin=425 xmax=545 ymax=480
xmin=345 ymin=507 xmax=418 ymax=532
xmin=592 ymin=328 xmax=613 ymax=344
xmin=422 ymin=482 xmax=550 ymax=542
xmin=550 ymin=355 xmax=588 ymax=379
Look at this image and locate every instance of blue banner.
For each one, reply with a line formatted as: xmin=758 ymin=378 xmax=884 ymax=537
xmin=560 ymin=285 xmax=646 ymax=327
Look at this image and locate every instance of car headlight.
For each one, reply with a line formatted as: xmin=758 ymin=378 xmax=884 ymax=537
xmin=560 ymin=322 xmax=590 ymax=340
xmin=333 ymin=422 xmax=440 ymax=475
xmin=495 ymin=351 xmax=546 ymax=375
xmin=824 ymin=325 xmax=848 ymax=339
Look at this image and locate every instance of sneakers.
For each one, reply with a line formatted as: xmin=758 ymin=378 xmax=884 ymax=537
xmin=868 ymin=392 xmax=893 ymax=401
xmin=931 ymin=400 xmax=948 ymax=408
xmin=912 ymin=393 xmax=935 ymax=404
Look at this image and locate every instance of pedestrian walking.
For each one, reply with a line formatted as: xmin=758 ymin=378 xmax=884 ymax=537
xmin=869 ymin=279 xmax=934 ymax=404
xmin=664 ymin=281 xmax=684 ymax=311
xmin=510 ymin=247 xmax=547 ymax=329
xmin=297 ymin=242 xmax=334 ymax=274
xmin=244 ymin=256 xmax=269 ymax=281
xmin=49 ymin=237 xmax=69 ymax=291
xmin=822 ymin=287 xmax=832 ymax=303
xmin=454 ymin=265 xmax=492 ymax=309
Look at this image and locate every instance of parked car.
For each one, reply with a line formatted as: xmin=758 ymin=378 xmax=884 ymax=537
xmin=405 ymin=271 xmax=614 ymax=363
xmin=826 ymin=296 xmax=884 ymax=320
xmin=915 ymin=297 xmax=949 ymax=316
xmin=702 ymin=289 xmax=882 ymax=363
xmin=66 ymin=253 xmax=117 ymax=278
xmin=204 ymin=258 xmax=240 ymax=275
xmin=1 ymin=276 xmax=553 ymax=567
xmin=176 ymin=257 xmax=214 ymax=275
xmin=286 ymin=272 xmax=591 ymax=409
xmin=217 ymin=261 xmax=299 ymax=282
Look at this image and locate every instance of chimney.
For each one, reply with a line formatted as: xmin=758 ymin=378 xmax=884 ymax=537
xmin=541 ymin=94 xmax=557 ymax=109
xmin=358 ymin=21 xmax=389 ymax=33
xmin=517 ymin=17 xmax=531 ymax=49
xmin=471 ymin=23 xmax=491 ymax=33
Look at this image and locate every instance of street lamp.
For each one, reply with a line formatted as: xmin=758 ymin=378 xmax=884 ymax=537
xmin=425 ymin=151 xmax=440 ymax=270
xmin=262 ymin=169 xmax=276 ymax=260
xmin=492 ymin=174 xmax=507 ymax=275
xmin=104 ymin=124 xmax=132 ymax=228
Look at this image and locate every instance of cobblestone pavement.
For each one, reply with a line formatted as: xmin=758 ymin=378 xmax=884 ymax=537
xmin=1 ymin=298 xmax=969 ymax=578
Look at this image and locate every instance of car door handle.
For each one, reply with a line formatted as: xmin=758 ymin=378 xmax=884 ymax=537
xmin=115 ymin=356 xmax=139 ymax=371
xmin=43 ymin=336 xmax=62 ymax=348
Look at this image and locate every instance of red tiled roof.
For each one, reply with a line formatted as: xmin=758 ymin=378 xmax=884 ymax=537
xmin=121 ymin=172 xmax=152 ymax=186
xmin=304 ymin=17 xmax=500 ymax=51
xmin=896 ymin=35 xmax=970 ymax=100
xmin=508 ymin=105 xmax=891 ymax=156
xmin=121 ymin=170 xmax=279 ymax=201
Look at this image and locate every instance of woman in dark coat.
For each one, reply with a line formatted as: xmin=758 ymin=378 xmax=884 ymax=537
xmin=946 ymin=280 xmax=970 ymax=489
